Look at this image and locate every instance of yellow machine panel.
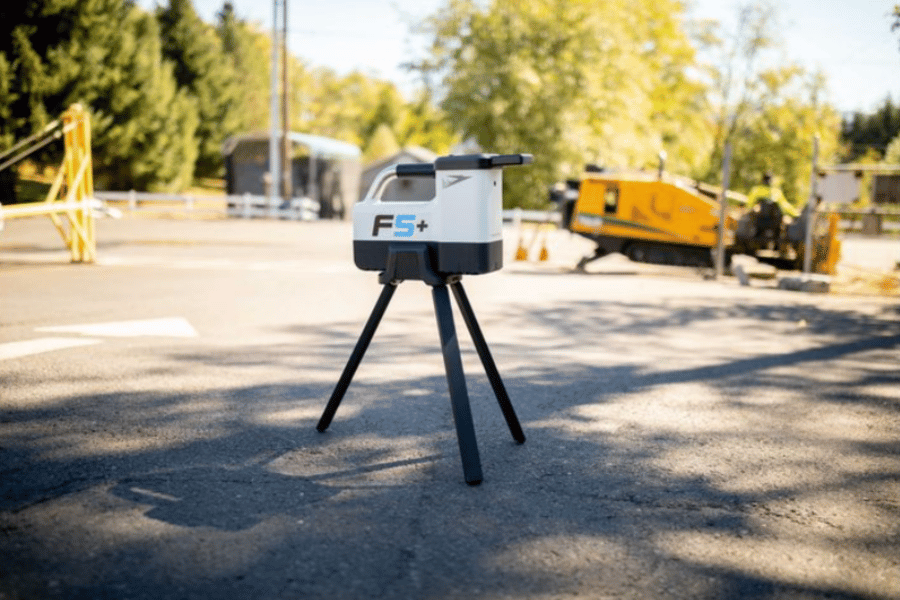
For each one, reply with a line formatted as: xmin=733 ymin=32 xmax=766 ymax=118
xmin=570 ymin=174 xmax=724 ymax=249
xmin=560 ymin=169 xmax=839 ymax=274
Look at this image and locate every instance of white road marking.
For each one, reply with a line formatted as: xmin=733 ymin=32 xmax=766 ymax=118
xmin=96 ymin=255 xmax=356 ymax=273
xmin=0 ymin=337 xmax=101 ymax=361
xmin=36 ymin=317 xmax=198 ymax=338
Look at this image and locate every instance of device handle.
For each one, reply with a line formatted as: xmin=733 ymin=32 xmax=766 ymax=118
xmin=490 ymin=154 xmax=533 ymax=167
xmin=360 ymin=166 xmax=399 ymax=204
xmin=361 ymin=164 xmax=437 ymax=204
xmin=433 ymin=153 xmax=533 ymax=170
xmin=396 ymin=163 xmax=436 ymax=178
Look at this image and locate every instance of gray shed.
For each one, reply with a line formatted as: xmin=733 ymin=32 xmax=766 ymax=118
xmin=223 ymin=132 xmax=361 ymax=219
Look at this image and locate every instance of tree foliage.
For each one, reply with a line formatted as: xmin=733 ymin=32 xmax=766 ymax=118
xmin=158 ymin=0 xmax=241 ymax=179
xmin=657 ymin=2 xmax=839 ymax=207
xmin=217 ymin=2 xmax=272 ymax=133
xmin=411 ymin=0 xmax=844 ymax=209
xmin=0 ymin=0 xmax=850 ymax=204
xmin=0 ymin=0 xmax=452 ymax=192
xmin=364 ymin=123 xmax=401 ymax=161
xmin=892 ymin=5 xmax=900 ymax=50
xmin=414 ymin=0 xmax=710 ymax=208
xmin=841 ymin=97 xmax=900 ymax=161
xmin=288 ymin=65 xmax=457 ymax=161
xmin=884 ymin=132 xmax=900 ymax=164
xmin=726 ymin=67 xmax=840 ymax=205
xmin=695 ymin=1 xmax=778 ymax=181
xmin=0 ymin=0 xmax=199 ymax=191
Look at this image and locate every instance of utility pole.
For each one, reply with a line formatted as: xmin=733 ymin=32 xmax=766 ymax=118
xmin=281 ymin=0 xmax=292 ymax=205
xmin=268 ymin=0 xmax=281 ymax=209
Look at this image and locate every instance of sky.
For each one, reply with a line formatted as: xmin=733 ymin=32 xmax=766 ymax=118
xmin=143 ymin=0 xmax=900 ymax=115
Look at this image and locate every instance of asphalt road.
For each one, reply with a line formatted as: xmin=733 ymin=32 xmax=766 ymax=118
xmin=1 ymin=216 xmax=899 ymax=600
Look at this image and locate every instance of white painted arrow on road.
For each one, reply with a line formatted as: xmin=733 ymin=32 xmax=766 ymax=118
xmin=1 ymin=317 xmax=198 ymax=361
xmin=0 ymin=337 xmax=102 ymax=361
xmin=36 ymin=317 xmax=198 ymax=338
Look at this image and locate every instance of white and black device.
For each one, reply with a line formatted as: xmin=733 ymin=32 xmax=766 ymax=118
xmin=353 ymin=153 xmax=532 ymax=280
xmin=318 ymin=152 xmax=532 ymax=486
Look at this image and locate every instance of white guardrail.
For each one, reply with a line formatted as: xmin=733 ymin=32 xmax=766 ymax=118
xmin=93 ymin=191 xmax=321 ymax=220
xmin=24 ymin=191 xmax=897 ymax=236
xmin=90 ymin=191 xmax=563 ymax=225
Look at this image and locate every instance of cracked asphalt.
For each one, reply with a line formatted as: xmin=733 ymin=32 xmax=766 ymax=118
xmin=1 ymin=217 xmax=898 ymax=599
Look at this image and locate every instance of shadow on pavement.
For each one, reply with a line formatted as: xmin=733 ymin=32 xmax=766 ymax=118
xmin=2 ymin=299 xmax=898 ymax=599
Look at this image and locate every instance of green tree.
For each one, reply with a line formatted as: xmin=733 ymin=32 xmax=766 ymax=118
xmin=395 ymin=89 xmax=458 ymax=155
xmin=0 ymin=0 xmax=199 ymax=190
xmin=884 ymin=132 xmax=900 ymax=163
xmin=0 ymin=51 xmax=15 ymax=150
xmin=213 ymin=3 xmax=456 ymax=169
xmin=695 ymin=1 xmax=839 ymax=207
xmin=291 ymin=67 xmax=412 ymax=156
xmin=217 ymin=1 xmax=271 ymax=133
xmin=363 ymin=123 xmax=401 ymax=161
xmin=314 ymin=77 xmax=457 ymax=160
xmin=413 ymin=0 xmax=704 ymax=208
xmin=696 ymin=1 xmax=779 ymax=181
xmin=361 ymin=84 xmax=405 ymax=145
xmin=158 ymin=0 xmax=240 ymax=178
xmin=841 ymin=97 xmax=900 ymax=160
xmin=94 ymin=8 xmax=200 ymax=190
xmin=291 ymin=67 xmax=375 ymax=145
xmin=0 ymin=50 xmax=18 ymax=201
xmin=729 ymin=67 xmax=840 ymax=206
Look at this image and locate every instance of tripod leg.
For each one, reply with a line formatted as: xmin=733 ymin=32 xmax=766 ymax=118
xmin=432 ymin=284 xmax=483 ymax=485
xmin=449 ymin=281 xmax=526 ymax=444
xmin=317 ymin=282 xmax=397 ymax=432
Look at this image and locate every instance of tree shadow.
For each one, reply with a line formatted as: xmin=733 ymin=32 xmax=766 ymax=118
xmin=2 ymin=297 xmax=898 ymax=599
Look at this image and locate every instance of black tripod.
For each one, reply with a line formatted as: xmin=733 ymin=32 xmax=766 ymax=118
xmin=317 ymin=246 xmax=526 ymax=485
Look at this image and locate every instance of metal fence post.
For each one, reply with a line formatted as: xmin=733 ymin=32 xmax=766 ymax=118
xmin=715 ymin=142 xmax=732 ymax=279
xmin=803 ymin=136 xmax=820 ymax=275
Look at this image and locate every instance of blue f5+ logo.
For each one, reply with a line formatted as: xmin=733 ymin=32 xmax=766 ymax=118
xmin=372 ymin=214 xmax=429 ymax=237
xmin=393 ymin=214 xmax=415 ymax=237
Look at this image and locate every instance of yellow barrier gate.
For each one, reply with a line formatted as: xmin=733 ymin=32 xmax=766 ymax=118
xmin=0 ymin=104 xmax=96 ymax=262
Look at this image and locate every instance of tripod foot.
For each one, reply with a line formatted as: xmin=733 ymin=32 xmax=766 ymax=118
xmin=449 ymin=281 xmax=526 ymax=444
xmin=432 ymin=284 xmax=484 ymax=485
xmin=317 ymin=282 xmax=397 ymax=432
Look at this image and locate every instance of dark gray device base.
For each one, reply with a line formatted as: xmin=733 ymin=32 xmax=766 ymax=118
xmin=354 ymin=239 xmax=503 ymax=279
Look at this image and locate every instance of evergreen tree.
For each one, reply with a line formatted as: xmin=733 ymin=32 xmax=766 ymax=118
xmin=841 ymin=97 xmax=900 ymax=160
xmin=0 ymin=51 xmax=18 ymax=201
xmin=158 ymin=0 xmax=241 ymax=179
xmin=93 ymin=8 xmax=199 ymax=190
xmin=0 ymin=0 xmax=199 ymax=190
xmin=217 ymin=2 xmax=272 ymax=133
